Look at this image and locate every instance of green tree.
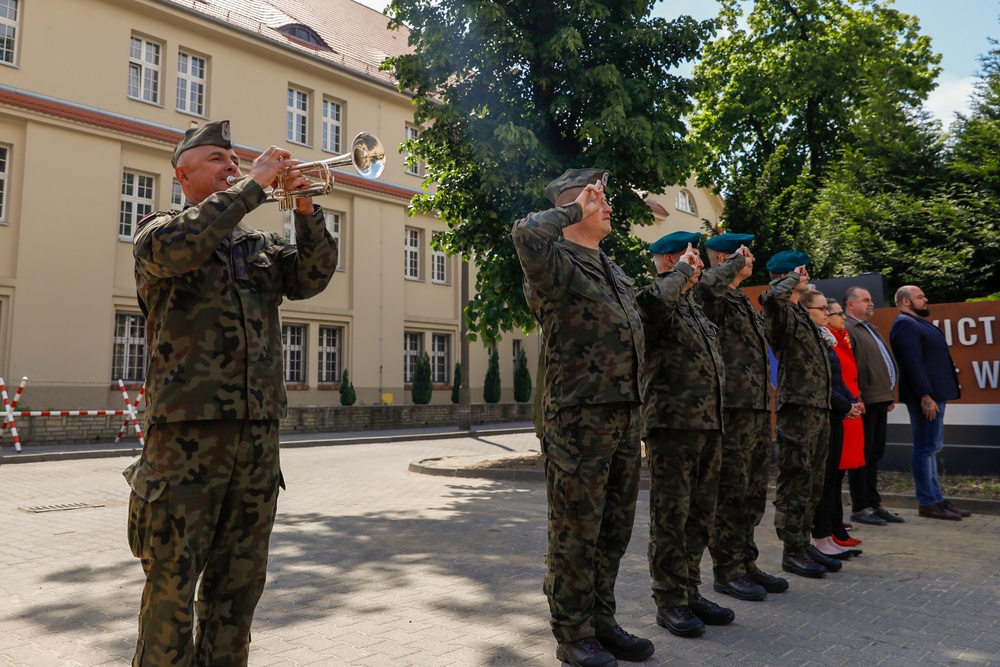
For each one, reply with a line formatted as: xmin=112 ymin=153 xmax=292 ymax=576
xmin=384 ymin=0 xmax=714 ymax=340
xmin=513 ymin=348 xmax=532 ymax=402
xmin=689 ymin=0 xmax=940 ymax=281
xmin=412 ymin=352 xmax=433 ymax=404
xmin=483 ymin=347 xmax=501 ymax=403
xmin=450 ymin=362 xmax=462 ymax=404
xmin=339 ymin=369 xmax=356 ymax=406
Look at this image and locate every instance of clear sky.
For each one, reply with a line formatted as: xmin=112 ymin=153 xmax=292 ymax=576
xmin=353 ymin=0 xmax=1000 ymax=126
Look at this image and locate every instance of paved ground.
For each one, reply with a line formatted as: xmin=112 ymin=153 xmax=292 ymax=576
xmin=1 ymin=430 xmax=998 ymax=666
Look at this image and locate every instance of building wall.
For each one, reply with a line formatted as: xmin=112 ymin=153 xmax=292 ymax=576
xmin=0 ymin=0 xmax=719 ymax=416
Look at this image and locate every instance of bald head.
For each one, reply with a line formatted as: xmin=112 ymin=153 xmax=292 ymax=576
xmin=895 ymin=285 xmax=930 ymax=317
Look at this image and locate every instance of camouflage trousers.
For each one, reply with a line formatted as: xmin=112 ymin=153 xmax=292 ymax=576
xmin=124 ymin=420 xmax=283 ymax=667
xmin=773 ymin=405 xmax=830 ymax=550
xmin=709 ymin=409 xmax=773 ymax=582
xmin=646 ymin=428 xmax=722 ymax=608
xmin=542 ymin=403 xmax=641 ymax=643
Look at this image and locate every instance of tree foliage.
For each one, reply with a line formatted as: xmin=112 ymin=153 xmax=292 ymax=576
xmin=384 ymin=0 xmax=714 ymax=340
xmin=483 ymin=347 xmax=501 ymax=403
xmin=513 ymin=348 xmax=532 ymax=402
xmin=689 ymin=0 xmax=941 ymax=282
xmin=411 ymin=352 xmax=433 ymax=404
xmin=339 ymin=369 xmax=356 ymax=406
xmin=450 ymin=362 xmax=462 ymax=404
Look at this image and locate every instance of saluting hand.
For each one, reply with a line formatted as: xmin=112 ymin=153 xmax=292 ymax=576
xmin=574 ymin=181 xmax=606 ymax=219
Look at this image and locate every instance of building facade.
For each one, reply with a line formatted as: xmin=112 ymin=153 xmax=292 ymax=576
xmin=0 ymin=0 xmax=720 ymax=412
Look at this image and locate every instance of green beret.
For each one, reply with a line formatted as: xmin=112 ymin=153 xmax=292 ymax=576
xmin=544 ymin=168 xmax=609 ymax=205
xmin=705 ymin=233 xmax=754 ymax=253
xmin=649 ymin=231 xmax=702 ymax=255
xmin=766 ymin=249 xmax=810 ymax=274
xmin=171 ymin=120 xmax=233 ymax=167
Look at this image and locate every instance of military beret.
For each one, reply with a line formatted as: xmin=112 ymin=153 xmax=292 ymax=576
xmin=766 ymin=249 xmax=811 ymax=274
xmin=543 ymin=168 xmax=609 ymax=205
xmin=705 ymin=233 xmax=754 ymax=253
xmin=171 ymin=120 xmax=233 ymax=167
xmin=649 ymin=231 xmax=702 ymax=255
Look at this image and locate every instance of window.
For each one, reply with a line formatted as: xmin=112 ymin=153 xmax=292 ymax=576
xmin=176 ymin=50 xmax=207 ymax=117
xmin=278 ymin=24 xmax=330 ymax=50
xmin=283 ymin=210 xmax=295 ymax=243
xmin=431 ymin=247 xmax=447 ymax=284
xmin=318 ymin=326 xmax=343 ymax=384
xmin=112 ymin=313 xmax=147 ymax=382
xmin=120 ymin=170 xmax=155 ymax=239
xmin=0 ymin=145 xmax=8 ymax=223
xmin=326 ymin=210 xmax=343 ymax=270
xmin=287 ymin=87 xmax=309 ymax=145
xmin=0 ymin=0 xmax=19 ymax=65
xmin=404 ymin=228 xmax=421 ymax=280
xmin=322 ymin=99 xmax=343 ymax=154
xmin=431 ymin=334 xmax=450 ymax=384
xmin=170 ymin=179 xmax=184 ymax=212
xmin=676 ymin=189 xmax=697 ymax=215
xmin=128 ymin=35 xmax=162 ymax=104
xmin=282 ymin=324 xmax=306 ymax=383
xmin=512 ymin=339 xmax=522 ymax=376
xmin=403 ymin=332 xmax=423 ymax=383
xmin=404 ymin=125 xmax=423 ymax=176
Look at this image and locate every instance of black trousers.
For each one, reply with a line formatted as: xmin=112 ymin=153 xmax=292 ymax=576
xmin=812 ymin=415 xmax=843 ymax=539
xmin=848 ymin=401 xmax=891 ymax=512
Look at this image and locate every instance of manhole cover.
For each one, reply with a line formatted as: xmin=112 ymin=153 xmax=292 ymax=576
xmin=18 ymin=502 xmax=105 ymax=513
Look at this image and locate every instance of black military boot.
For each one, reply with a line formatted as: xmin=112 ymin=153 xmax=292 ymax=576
xmin=595 ymin=625 xmax=654 ymax=662
xmin=805 ymin=544 xmax=843 ymax=572
xmin=689 ymin=595 xmax=735 ymax=626
xmin=713 ymin=575 xmax=768 ymax=601
xmin=556 ymin=637 xmax=617 ymax=667
xmin=655 ymin=605 xmax=705 ymax=637
xmin=747 ymin=569 xmax=789 ymax=593
xmin=781 ymin=548 xmax=826 ymax=578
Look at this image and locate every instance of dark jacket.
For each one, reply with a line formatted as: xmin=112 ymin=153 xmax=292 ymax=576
xmin=844 ymin=315 xmax=897 ymax=404
xmin=889 ymin=312 xmax=961 ymax=405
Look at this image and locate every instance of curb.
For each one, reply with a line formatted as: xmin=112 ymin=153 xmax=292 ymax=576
xmin=408 ymin=456 xmax=1000 ymax=516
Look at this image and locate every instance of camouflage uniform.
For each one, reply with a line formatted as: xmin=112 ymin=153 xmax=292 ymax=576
xmin=126 ymin=173 xmax=337 ymax=666
xmin=693 ymin=253 xmax=773 ymax=582
xmin=637 ymin=262 xmax=726 ymax=609
xmin=759 ymin=273 xmax=831 ymax=551
xmin=511 ymin=201 xmax=645 ymax=643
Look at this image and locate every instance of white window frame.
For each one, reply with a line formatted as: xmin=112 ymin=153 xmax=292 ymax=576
xmin=287 ymin=87 xmax=310 ymax=146
xmin=283 ymin=210 xmax=296 ymax=244
xmin=170 ymin=179 xmax=184 ymax=212
xmin=403 ymin=332 xmax=423 ymax=384
xmin=322 ymin=98 xmax=343 ymax=154
xmin=404 ymin=125 xmax=423 ymax=176
xmin=112 ymin=313 xmax=147 ymax=382
xmin=282 ymin=324 xmax=306 ymax=384
xmin=0 ymin=144 xmax=8 ymax=223
xmin=676 ymin=189 xmax=698 ymax=215
xmin=128 ymin=35 xmax=162 ymax=105
xmin=325 ymin=210 xmax=344 ymax=270
xmin=512 ymin=339 xmax=522 ymax=377
xmin=318 ymin=326 xmax=343 ymax=384
xmin=120 ymin=170 xmax=155 ymax=240
xmin=404 ymin=227 xmax=421 ymax=280
xmin=176 ymin=50 xmax=207 ymax=117
xmin=431 ymin=247 xmax=448 ymax=284
xmin=431 ymin=334 xmax=450 ymax=384
xmin=0 ymin=0 xmax=20 ymax=66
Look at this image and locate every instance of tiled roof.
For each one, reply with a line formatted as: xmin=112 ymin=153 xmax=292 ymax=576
xmin=160 ymin=0 xmax=412 ymax=86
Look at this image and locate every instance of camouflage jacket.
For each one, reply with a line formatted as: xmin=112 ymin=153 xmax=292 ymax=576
xmin=693 ymin=254 xmax=771 ymax=412
xmin=511 ymin=203 xmax=645 ymax=419
xmin=134 ymin=180 xmax=338 ymax=424
xmin=759 ymin=273 xmax=831 ymax=410
xmin=637 ymin=262 xmax=726 ymax=435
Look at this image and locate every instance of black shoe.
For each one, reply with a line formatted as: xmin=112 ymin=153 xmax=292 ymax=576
xmin=713 ymin=576 xmax=767 ymax=601
xmin=689 ymin=595 xmax=735 ymax=626
xmin=942 ymin=499 xmax=972 ymax=517
xmin=847 ymin=549 xmax=863 ymax=557
xmin=748 ymin=569 xmax=789 ymax=593
xmin=874 ymin=505 xmax=905 ymax=523
xmin=595 ymin=626 xmax=654 ymax=662
xmin=556 ymin=637 xmax=618 ymax=667
xmin=805 ymin=545 xmax=843 ymax=572
xmin=827 ymin=549 xmax=853 ymax=560
xmin=850 ymin=508 xmax=887 ymax=526
xmin=655 ymin=606 xmax=705 ymax=638
xmin=919 ymin=502 xmax=962 ymax=520
xmin=781 ymin=549 xmax=826 ymax=578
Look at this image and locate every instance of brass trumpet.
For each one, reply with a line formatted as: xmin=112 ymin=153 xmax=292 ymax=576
xmin=228 ymin=132 xmax=386 ymax=210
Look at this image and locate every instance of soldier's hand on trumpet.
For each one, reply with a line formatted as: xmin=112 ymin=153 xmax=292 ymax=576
xmin=247 ymin=146 xmax=315 ymax=214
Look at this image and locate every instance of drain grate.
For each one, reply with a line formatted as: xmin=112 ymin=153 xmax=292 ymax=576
xmin=18 ymin=502 xmax=105 ymax=513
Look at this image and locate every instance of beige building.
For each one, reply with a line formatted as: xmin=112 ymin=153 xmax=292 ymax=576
xmin=0 ymin=0 xmax=720 ymax=412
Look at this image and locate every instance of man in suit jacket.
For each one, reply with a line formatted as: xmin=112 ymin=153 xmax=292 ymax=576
xmin=888 ymin=286 xmax=971 ymax=521
xmin=843 ymin=287 xmax=904 ymax=526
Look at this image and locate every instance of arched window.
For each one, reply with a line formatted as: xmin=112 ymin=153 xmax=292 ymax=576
xmin=676 ymin=189 xmax=697 ymax=215
xmin=278 ymin=24 xmax=330 ymax=50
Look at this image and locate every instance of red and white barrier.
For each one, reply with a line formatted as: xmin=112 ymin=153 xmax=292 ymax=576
xmin=0 ymin=377 xmax=145 ymax=453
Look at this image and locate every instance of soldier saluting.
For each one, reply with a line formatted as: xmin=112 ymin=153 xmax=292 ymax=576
xmin=512 ymin=169 xmax=654 ymax=667
xmin=124 ymin=120 xmax=338 ymax=666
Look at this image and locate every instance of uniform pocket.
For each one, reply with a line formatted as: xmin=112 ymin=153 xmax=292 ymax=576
xmin=541 ymin=436 xmax=581 ymax=474
xmin=123 ymin=459 xmax=172 ymax=560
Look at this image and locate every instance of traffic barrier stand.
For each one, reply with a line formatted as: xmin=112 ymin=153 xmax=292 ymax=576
xmin=0 ymin=377 xmax=145 ymax=453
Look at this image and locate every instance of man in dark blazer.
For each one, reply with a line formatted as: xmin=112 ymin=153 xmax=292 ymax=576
xmin=888 ymin=286 xmax=971 ymax=521
xmin=843 ymin=287 xmax=904 ymax=526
